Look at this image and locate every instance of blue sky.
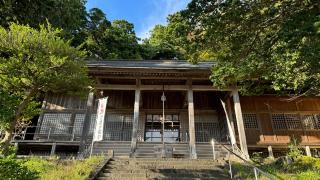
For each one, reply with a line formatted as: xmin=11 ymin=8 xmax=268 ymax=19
xmin=86 ymin=0 xmax=191 ymax=39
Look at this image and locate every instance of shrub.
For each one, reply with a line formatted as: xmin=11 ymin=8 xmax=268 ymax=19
xmin=22 ymin=156 xmax=103 ymax=180
xmin=0 ymin=157 xmax=39 ymax=180
xmin=21 ymin=157 xmax=56 ymax=175
xmin=287 ymin=137 xmax=303 ymax=158
xmin=251 ymin=152 xmax=264 ymax=163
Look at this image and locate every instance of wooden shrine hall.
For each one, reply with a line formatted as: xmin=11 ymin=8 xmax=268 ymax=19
xmin=13 ymin=60 xmax=320 ymax=158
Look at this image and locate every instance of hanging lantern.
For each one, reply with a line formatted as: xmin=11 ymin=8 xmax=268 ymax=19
xmin=161 ymin=92 xmax=166 ymax=102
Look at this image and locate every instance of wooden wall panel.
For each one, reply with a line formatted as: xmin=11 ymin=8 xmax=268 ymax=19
xmin=254 ymin=97 xmax=269 ymax=111
xmin=240 ymin=96 xmax=320 ymax=147
xmin=268 ymin=99 xmax=297 ymax=111
xmin=239 ymin=97 xmax=256 ymax=112
xmin=104 ymin=90 xmax=134 ymax=109
xmin=245 ymin=130 xmax=260 ymax=144
xmin=305 ymin=131 xmax=320 ymax=143
xmin=142 ymin=91 xmax=185 ymax=109
xmin=274 ymin=131 xmax=290 ymax=143
xmin=297 ymin=98 xmax=320 ymax=111
xmin=258 ymin=113 xmax=274 ymax=142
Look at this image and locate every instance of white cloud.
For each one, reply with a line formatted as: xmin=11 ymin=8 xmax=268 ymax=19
xmin=137 ymin=0 xmax=190 ymax=39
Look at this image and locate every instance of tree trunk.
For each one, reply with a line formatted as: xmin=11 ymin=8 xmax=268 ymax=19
xmin=0 ymin=88 xmax=38 ymax=155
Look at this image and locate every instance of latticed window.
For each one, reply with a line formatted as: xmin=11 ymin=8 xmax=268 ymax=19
xmin=104 ymin=113 xmax=133 ymax=141
xmin=73 ymin=114 xmax=85 ymax=135
xmin=243 ymin=113 xmax=259 ymax=129
xmin=195 ymin=122 xmax=220 ymax=142
xmin=89 ymin=114 xmax=97 ymax=135
xmin=301 ymin=114 xmax=320 ymax=130
xmin=272 ymin=113 xmax=301 ymax=130
xmin=40 ymin=113 xmax=72 ymax=134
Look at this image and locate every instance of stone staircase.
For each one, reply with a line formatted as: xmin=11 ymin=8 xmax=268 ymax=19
xmin=91 ymin=141 xmax=229 ymax=160
xmin=196 ymin=143 xmax=228 ymax=159
xmin=92 ymin=141 xmax=131 ymax=157
xmin=95 ymin=158 xmax=229 ymax=180
xmin=134 ymin=142 xmax=189 ymax=158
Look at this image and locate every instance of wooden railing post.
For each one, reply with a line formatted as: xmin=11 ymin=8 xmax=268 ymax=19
xmin=130 ymin=79 xmax=141 ymax=156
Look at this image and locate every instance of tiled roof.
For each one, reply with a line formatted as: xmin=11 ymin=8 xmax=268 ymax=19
xmin=87 ymin=60 xmax=214 ymax=70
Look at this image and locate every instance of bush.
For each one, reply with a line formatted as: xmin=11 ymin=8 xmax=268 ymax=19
xmin=22 ymin=156 xmax=103 ymax=180
xmin=233 ymin=155 xmax=320 ymax=179
xmin=287 ymin=137 xmax=303 ymax=158
xmin=0 ymin=157 xmax=39 ymax=180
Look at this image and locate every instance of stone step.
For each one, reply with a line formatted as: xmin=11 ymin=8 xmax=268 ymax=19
xmin=96 ymin=158 xmax=228 ymax=180
xmin=129 ymin=160 xmax=220 ymax=165
xmin=99 ymin=172 xmax=147 ymax=178
xmin=100 ymin=171 xmax=227 ymax=178
xmin=104 ymin=165 xmax=222 ymax=170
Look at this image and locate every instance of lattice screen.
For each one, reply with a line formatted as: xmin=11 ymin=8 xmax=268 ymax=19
xmin=195 ymin=122 xmax=220 ymax=142
xmin=243 ymin=113 xmax=259 ymax=129
xmin=104 ymin=113 xmax=133 ymax=141
xmin=73 ymin=114 xmax=85 ymax=135
xmin=301 ymin=114 xmax=320 ymax=130
xmin=40 ymin=113 xmax=71 ymax=134
xmin=316 ymin=115 xmax=320 ymax=129
xmin=88 ymin=114 xmax=96 ymax=135
xmin=272 ymin=114 xmax=301 ymax=130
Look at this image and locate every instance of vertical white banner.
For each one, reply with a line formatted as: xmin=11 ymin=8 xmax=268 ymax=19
xmin=93 ymin=97 xmax=108 ymax=142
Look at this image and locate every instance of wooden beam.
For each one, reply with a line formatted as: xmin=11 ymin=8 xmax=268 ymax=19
xmin=187 ymin=79 xmax=197 ymax=159
xmin=95 ymin=84 xmax=231 ymax=91
xmin=130 ymin=79 xmax=141 ymax=156
xmin=94 ymin=75 xmax=209 ymax=80
xmin=232 ymin=90 xmax=249 ymax=159
xmin=96 ymin=84 xmax=136 ymax=90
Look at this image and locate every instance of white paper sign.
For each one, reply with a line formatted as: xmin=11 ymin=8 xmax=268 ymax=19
xmin=93 ymin=97 xmax=108 ymax=142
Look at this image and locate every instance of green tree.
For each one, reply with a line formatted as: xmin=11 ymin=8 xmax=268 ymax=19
xmin=183 ymin=0 xmax=320 ymax=95
xmin=85 ymin=16 xmax=142 ymax=60
xmin=144 ymin=12 xmax=189 ymax=60
xmin=0 ymin=0 xmax=88 ymax=42
xmin=0 ymin=23 xmax=90 ymax=154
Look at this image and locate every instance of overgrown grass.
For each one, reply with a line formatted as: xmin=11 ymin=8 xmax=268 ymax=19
xmin=232 ymin=156 xmax=320 ymax=180
xmin=22 ymin=156 xmax=103 ymax=180
xmin=0 ymin=156 xmax=104 ymax=180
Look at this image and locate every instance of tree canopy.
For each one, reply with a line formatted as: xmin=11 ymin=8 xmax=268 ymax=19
xmin=0 ymin=23 xmax=90 ymax=152
xmin=177 ymin=0 xmax=320 ymax=95
xmin=0 ymin=0 xmax=87 ymax=40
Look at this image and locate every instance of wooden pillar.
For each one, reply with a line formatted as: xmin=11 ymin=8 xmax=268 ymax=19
xmin=268 ymin=145 xmax=274 ymax=159
xmin=305 ymin=146 xmax=312 ymax=157
xmin=50 ymin=142 xmax=57 ymax=156
xmin=130 ymin=79 xmax=141 ymax=156
xmin=188 ymin=80 xmax=197 ymax=159
xmin=232 ymin=90 xmax=249 ymax=159
xmin=78 ymin=92 xmax=94 ymax=157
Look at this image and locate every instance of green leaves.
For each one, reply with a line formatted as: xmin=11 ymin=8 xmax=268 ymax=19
xmin=83 ymin=11 xmax=142 ymax=60
xmin=144 ymin=12 xmax=189 ymax=60
xmin=183 ymin=0 xmax=320 ymax=95
xmin=0 ymin=23 xmax=90 ymax=129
